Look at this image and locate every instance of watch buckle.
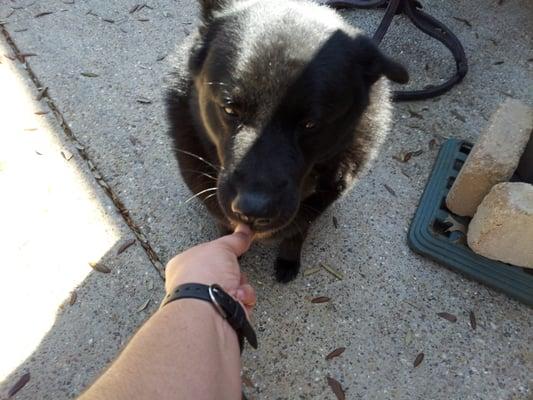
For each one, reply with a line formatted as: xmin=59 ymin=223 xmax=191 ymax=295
xmin=208 ymin=284 xmax=227 ymax=319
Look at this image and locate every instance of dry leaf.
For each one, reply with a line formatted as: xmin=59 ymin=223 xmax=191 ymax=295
xmin=404 ymin=330 xmax=413 ymax=346
xmin=4 ymin=9 xmax=15 ymax=19
xmin=444 ymin=215 xmax=467 ymax=234
xmin=452 ymin=235 xmax=467 ymax=246
xmin=146 ymin=278 xmax=154 ymax=291
xmin=428 ymin=138 xmax=438 ymax=150
xmin=81 ymin=72 xmax=99 ymax=78
xmin=130 ymin=3 xmax=144 ymax=13
xmin=17 ymin=52 xmax=37 ymax=62
xmin=451 ymin=110 xmax=466 ymax=122
xmin=452 ymin=16 xmax=472 ymax=27
xmin=413 ymin=352 xmax=424 ymax=368
xmin=8 ymin=372 xmax=30 ymax=397
xmin=332 ymin=216 xmax=338 ymax=229
xmin=35 ymin=11 xmax=53 ymax=18
xmin=242 ymin=374 xmax=254 ymax=388
xmin=320 ymin=263 xmax=343 ymax=280
xmin=137 ymin=298 xmax=151 ymax=312
xmin=303 ymin=267 xmax=321 ymax=277
xmin=69 ymin=291 xmax=77 ymax=306
xmin=383 ymin=184 xmax=396 ymax=197
xmin=393 ymin=152 xmax=409 ymax=162
xmin=34 ymin=111 xmax=49 ymax=115
xmin=136 ymin=97 xmax=152 ymax=104
xmin=102 ymin=18 xmax=115 ymax=23
xmin=36 ymin=86 xmax=48 ymax=101
xmin=394 ymin=149 xmax=423 ymax=163
xmin=407 ymin=108 xmax=424 ymax=119
xmin=325 ymin=347 xmax=345 ymax=360
xmin=437 ymin=312 xmax=457 ymax=323
xmin=61 ymin=150 xmax=73 ymax=161
xmin=311 ymin=296 xmax=330 ymax=304
xmin=469 ymin=310 xmax=477 ymax=330
xmin=326 ymin=377 xmax=345 ymax=400
xmin=117 ymin=238 xmax=136 ymax=255
xmin=89 ymin=261 xmax=111 ymax=273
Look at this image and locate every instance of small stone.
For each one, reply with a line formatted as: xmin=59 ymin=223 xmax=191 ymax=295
xmin=446 ymin=99 xmax=533 ymax=216
xmin=146 ymin=278 xmax=154 ymax=291
xmin=468 ymin=182 xmax=533 ymax=268
xmin=61 ymin=150 xmax=73 ymax=161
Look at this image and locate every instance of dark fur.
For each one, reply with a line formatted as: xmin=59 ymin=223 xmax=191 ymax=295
xmin=166 ymin=0 xmax=408 ymax=282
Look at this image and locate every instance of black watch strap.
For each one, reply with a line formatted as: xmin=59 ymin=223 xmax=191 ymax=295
xmin=160 ymin=283 xmax=258 ymax=351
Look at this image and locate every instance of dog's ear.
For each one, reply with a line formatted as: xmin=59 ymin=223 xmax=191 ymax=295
xmin=190 ymin=0 xmax=232 ymax=76
xmin=353 ymin=36 xmax=409 ymax=85
xmin=199 ymin=0 xmax=231 ymax=21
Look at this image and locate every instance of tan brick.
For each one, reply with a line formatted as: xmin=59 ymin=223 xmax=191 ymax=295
xmin=446 ymin=99 xmax=533 ymax=216
xmin=467 ymin=182 xmax=533 ymax=268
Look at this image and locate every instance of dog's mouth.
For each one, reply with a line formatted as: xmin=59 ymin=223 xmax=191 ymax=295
xmin=226 ymin=214 xmax=297 ymax=239
xmin=217 ymin=189 xmax=300 ymax=237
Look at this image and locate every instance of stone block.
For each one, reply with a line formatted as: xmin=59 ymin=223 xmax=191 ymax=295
xmin=446 ymin=99 xmax=533 ymax=216
xmin=467 ymin=182 xmax=533 ymax=268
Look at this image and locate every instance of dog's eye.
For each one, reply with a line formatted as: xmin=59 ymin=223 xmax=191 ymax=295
xmin=303 ymin=120 xmax=317 ymax=130
xmin=223 ymin=106 xmax=238 ymax=116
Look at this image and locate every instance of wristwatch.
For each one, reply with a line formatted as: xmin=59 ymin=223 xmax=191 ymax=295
xmin=160 ymin=283 xmax=258 ymax=351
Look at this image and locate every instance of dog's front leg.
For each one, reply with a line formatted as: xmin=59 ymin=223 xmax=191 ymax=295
xmin=275 ymin=182 xmax=345 ymax=282
xmin=275 ymin=232 xmax=307 ymax=283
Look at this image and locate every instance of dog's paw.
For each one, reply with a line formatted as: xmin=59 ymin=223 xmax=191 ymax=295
xmin=274 ymin=257 xmax=300 ymax=283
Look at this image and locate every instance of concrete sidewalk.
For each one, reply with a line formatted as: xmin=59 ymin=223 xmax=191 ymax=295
xmin=0 ymin=1 xmax=532 ymax=399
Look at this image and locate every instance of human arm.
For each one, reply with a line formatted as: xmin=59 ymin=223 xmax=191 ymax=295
xmin=78 ymin=225 xmax=254 ymax=400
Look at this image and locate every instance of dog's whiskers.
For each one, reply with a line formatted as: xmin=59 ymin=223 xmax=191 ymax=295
xmin=174 ymin=148 xmax=220 ymax=172
xmin=300 ymin=203 xmax=320 ymax=215
xmin=203 ymin=192 xmax=218 ymax=202
xmin=292 ymin=218 xmax=306 ymax=238
xmin=180 ymin=168 xmax=217 ymax=181
xmin=184 ymin=187 xmax=218 ymax=204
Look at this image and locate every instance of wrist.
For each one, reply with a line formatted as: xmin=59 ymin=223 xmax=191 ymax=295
xmin=159 ymin=297 xmax=239 ymax=345
xmin=161 ymin=283 xmax=258 ymax=351
xmin=164 ymin=275 xmax=221 ymax=295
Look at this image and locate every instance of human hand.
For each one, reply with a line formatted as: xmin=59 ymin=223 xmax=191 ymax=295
xmin=164 ymin=224 xmax=256 ymax=315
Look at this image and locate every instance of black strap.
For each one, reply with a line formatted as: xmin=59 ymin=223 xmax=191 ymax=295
xmin=325 ymin=0 xmax=468 ymax=102
xmin=161 ymin=283 xmax=258 ymax=351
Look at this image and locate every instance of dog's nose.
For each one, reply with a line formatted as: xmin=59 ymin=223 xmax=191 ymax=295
xmin=231 ymin=192 xmax=276 ymax=227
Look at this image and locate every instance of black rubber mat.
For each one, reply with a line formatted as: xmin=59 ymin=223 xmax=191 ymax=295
xmin=408 ymin=139 xmax=533 ymax=306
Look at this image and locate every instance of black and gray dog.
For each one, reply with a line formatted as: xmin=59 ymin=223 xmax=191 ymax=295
xmin=166 ymin=0 xmax=408 ymax=282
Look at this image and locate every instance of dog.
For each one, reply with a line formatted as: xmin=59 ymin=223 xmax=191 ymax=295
xmin=166 ymin=0 xmax=408 ymax=282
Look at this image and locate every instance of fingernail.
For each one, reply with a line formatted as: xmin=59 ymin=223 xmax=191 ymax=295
xmin=236 ymin=289 xmax=245 ymax=299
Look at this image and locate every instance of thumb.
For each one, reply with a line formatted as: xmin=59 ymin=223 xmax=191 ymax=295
xmin=215 ymin=224 xmax=252 ymax=256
